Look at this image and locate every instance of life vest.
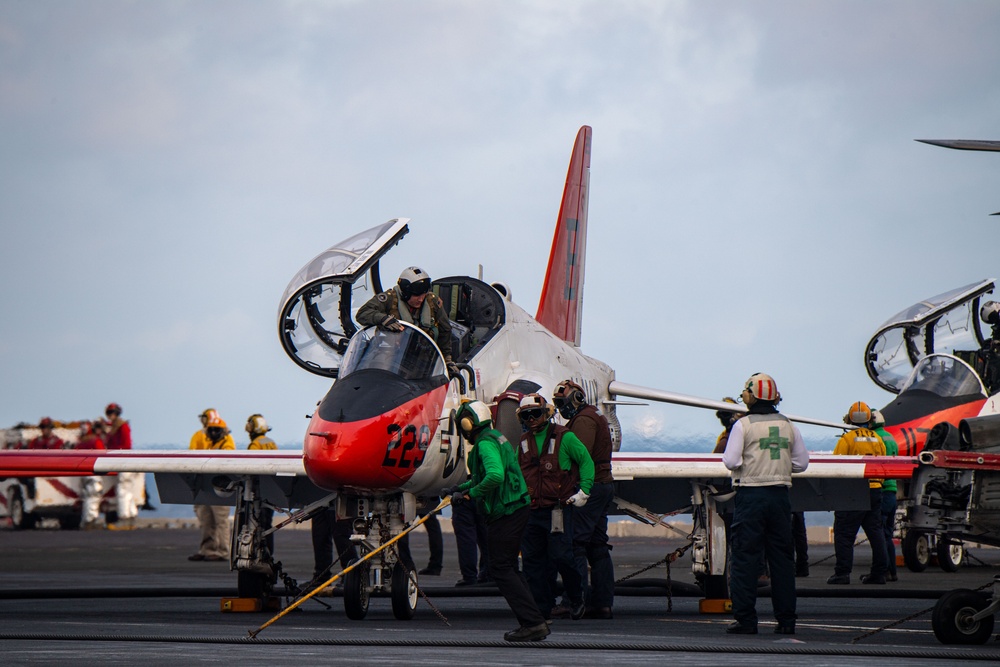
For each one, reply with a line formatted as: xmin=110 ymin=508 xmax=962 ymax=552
xmin=389 ymin=287 xmax=440 ymax=338
xmin=731 ymin=413 xmax=796 ymax=487
xmin=249 ymin=435 xmax=277 ymax=450
xmin=518 ymin=424 xmax=578 ymax=508
xmin=567 ymin=405 xmax=614 ymax=484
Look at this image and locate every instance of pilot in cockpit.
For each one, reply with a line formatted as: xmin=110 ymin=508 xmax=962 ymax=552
xmin=355 ymin=266 xmax=458 ymax=377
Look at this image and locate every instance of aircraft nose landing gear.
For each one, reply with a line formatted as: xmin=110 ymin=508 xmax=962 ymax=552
xmin=342 ymin=493 xmax=421 ymax=621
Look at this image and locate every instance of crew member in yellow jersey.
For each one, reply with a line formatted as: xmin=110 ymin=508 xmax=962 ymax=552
xmin=188 ymin=411 xmax=235 ymax=561
xmin=246 ymin=414 xmax=277 ymax=552
xmin=827 ymin=401 xmax=888 ymax=585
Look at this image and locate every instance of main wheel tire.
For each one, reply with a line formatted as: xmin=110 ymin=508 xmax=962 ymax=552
xmin=937 ymin=539 xmax=964 ymax=572
xmin=9 ymin=493 xmax=35 ymax=530
xmin=932 ymin=589 xmax=994 ymax=644
xmin=238 ymin=570 xmax=273 ymax=599
xmin=391 ymin=562 xmax=418 ymax=620
xmin=902 ymin=531 xmax=930 ymax=572
xmin=343 ymin=559 xmax=370 ymax=620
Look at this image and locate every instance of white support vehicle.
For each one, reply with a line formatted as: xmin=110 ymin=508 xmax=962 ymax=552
xmin=0 ymin=423 xmax=120 ymax=530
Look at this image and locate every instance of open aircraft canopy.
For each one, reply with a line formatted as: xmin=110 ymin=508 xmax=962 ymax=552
xmin=277 ymin=219 xmax=409 ymax=378
xmin=865 ymin=278 xmax=995 ymax=393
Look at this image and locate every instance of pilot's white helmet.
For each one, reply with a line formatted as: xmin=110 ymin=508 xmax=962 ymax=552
xmin=398 ymin=266 xmax=432 ymax=299
xmin=982 ymin=300 xmax=1000 ymax=326
xmin=742 ymin=373 xmax=780 ymax=403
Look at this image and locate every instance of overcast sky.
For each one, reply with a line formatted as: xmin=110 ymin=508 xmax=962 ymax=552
xmin=2 ymin=1 xmax=998 ymax=448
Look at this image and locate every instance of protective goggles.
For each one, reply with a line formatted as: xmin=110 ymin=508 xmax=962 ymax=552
xmin=518 ymin=408 xmax=546 ymax=421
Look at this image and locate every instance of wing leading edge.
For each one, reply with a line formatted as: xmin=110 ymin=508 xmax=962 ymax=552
xmin=0 ymin=449 xmax=307 ymax=477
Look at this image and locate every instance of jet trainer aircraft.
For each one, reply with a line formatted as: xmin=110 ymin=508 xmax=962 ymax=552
xmin=0 ymin=127 xmax=901 ymax=620
xmin=859 ymin=140 xmax=1000 ymax=575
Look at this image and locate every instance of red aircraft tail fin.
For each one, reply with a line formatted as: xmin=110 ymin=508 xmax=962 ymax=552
xmin=535 ymin=126 xmax=592 ymax=347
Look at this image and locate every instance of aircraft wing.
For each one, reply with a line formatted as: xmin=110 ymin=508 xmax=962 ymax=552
xmin=0 ymin=449 xmax=331 ymax=507
xmin=917 ymin=139 xmax=1000 ymax=152
xmin=609 ymin=380 xmax=852 ymax=430
xmin=611 ymin=452 xmax=914 ymax=514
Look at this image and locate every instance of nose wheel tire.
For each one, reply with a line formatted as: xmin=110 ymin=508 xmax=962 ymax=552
xmin=238 ymin=570 xmax=274 ymax=599
xmin=344 ymin=559 xmax=370 ymax=620
xmin=932 ymin=589 xmax=994 ymax=644
xmin=391 ymin=562 xmax=418 ymax=620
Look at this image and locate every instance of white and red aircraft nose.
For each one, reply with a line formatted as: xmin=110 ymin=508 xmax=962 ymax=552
xmin=303 ymin=385 xmax=448 ymax=491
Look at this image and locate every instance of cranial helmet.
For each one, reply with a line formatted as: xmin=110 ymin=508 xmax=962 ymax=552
xmin=871 ymin=409 xmax=886 ymax=428
xmin=105 ymin=402 xmax=122 ymax=416
xmin=246 ymin=414 xmax=271 ymax=436
xmin=743 ymin=373 xmax=780 ymax=403
xmin=398 ymin=266 xmax=432 ymax=299
xmin=845 ymin=401 xmax=872 ymax=426
xmin=200 ymin=408 xmax=219 ymax=424
xmin=553 ymin=380 xmax=587 ymax=418
xmin=456 ymin=401 xmax=493 ymax=436
xmin=982 ymin=300 xmax=1000 ymax=326
xmin=715 ymin=396 xmax=739 ymax=422
xmin=517 ymin=393 xmax=554 ymax=422
xmin=206 ymin=415 xmax=228 ymax=430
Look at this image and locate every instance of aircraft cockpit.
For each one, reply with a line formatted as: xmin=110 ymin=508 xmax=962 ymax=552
xmin=277 ymin=218 xmax=507 ymax=378
xmin=340 ymin=325 xmax=446 ymax=383
xmin=865 ymin=278 xmax=997 ymax=394
xmin=898 ymin=354 xmax=987 ymax=400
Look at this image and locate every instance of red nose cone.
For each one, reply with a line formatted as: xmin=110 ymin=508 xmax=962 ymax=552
xmin=303 ymin=386 xmax=447 ymax=491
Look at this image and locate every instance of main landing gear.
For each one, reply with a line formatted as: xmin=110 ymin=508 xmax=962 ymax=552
xmin=932 ymin=579 xmax=999 ymax=644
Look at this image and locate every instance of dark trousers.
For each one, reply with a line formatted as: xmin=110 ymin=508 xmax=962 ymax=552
xmin=729 ymin=486 xmax=796 ymax=627
xmin=522 ymin=505 xmax=584 ymax=617
xmin=881 ymin=490 xmax=898 ymax=577
xmin=791 ymin=511 xmax=808 ymax=568
xmin=572 ymin=481 xmax=615 ymax=608
xmin=487 ymin=506 xmax=546 ymax=628
xmin=453 ymin=498 xmax=489 ymax=581
xmin=418 ymin=501 xmax=444 ymax=570
xmin=833 ymin=487 xmax=888 ymax=578
xmin=311 ymin=509 xmax=358 ymax=579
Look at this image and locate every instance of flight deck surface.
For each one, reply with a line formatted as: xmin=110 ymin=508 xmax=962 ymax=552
xmin=1 ymin=525 xmax=999 ymax=666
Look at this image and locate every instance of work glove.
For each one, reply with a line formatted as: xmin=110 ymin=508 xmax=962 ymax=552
xmin=441 ymin=485 xmax=462 ymax=497
xmin=378 ymin=315 xmax=405 ymax=332
xmin=450 ymin=492 xmax=468 ymax=506
xmin=566 ymin=490 xmax=589 ymax=507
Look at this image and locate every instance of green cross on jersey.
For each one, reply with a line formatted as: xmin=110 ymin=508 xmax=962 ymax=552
xmin=759 ymin=426 xmax=789 ymax=460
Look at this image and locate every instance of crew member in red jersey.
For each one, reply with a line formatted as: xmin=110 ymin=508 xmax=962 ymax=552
xmin=27 ymin=417 xmax=64 ymax=449
xmin=104 ymin=403 xmax=141 ymax=529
